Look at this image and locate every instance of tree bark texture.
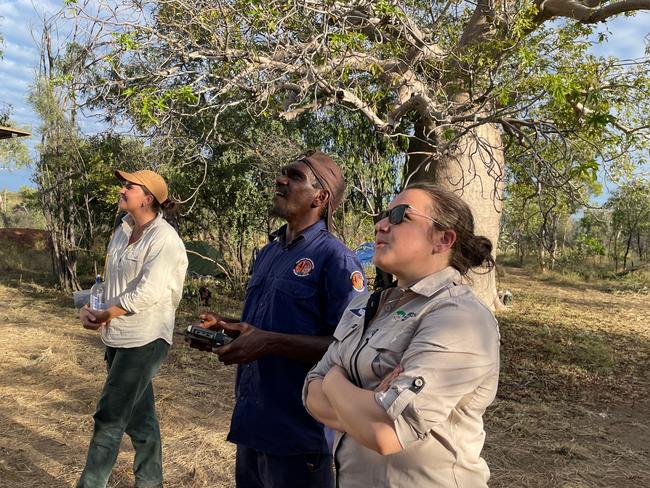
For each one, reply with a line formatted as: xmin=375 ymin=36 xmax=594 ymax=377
xmin=406 ymin=121 xmax=505 ymax=310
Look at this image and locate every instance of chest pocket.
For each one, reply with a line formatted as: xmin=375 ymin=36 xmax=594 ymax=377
xmin=117 ymin=247 xmax=145 ymax=275
xmin=275 ymin=277 xmax=318 ymax=299
xmin=368 ymin=321 xmax=419 ymax=379
xmin=271 ymin=277 xmax=319 ymax=334
xmin=332 ymin=322 xmax=361 ymax=366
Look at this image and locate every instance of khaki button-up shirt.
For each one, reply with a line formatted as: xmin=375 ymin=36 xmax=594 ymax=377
xmin=101 ymin=213 xmax=188 ymax=348
xmin=304 ymin=267 xmax=500 ymax=487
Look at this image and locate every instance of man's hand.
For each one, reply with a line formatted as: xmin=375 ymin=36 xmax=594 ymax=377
xmin=80 ymin=305 xmax=106 ymax=331
xmin=186 ymin=311 xmax=227 ymax=352
xmin=198 ymin=311 xmax=224 ymax=330
xmin=214 ymin=321 xmax=269 ymax=365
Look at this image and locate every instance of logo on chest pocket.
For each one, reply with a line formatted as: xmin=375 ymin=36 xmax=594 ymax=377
xmin=293 ymin=258 xmax=315 ymax=277
xmin=393 ymin=309 xmax=417 ymax=321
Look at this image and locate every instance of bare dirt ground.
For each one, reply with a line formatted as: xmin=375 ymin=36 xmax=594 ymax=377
xmin=0 ymin=265 xmax=648 ymax=487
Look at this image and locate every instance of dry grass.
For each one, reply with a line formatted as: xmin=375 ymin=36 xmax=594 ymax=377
xmin=0 ymin=260 xmax=648 ymax=487
xmin=485 ymin=267 xmax=650 ymax=487
xmin=0 ymin=280 xmax=238 ymax=487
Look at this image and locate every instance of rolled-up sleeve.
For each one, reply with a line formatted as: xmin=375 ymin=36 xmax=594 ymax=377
xmin=374 ymin=300 xmax=500 ymax=448
xmin=117 ymin=232 xmax=185 ymax=314
xmin=301 ymin=323 xmax=349 ymax=412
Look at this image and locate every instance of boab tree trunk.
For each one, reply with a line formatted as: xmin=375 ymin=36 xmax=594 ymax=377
xmin=406 ymin=120 xmax=505 ymax=310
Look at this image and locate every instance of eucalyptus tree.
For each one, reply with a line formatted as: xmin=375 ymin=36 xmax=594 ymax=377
xmin=606 ymin=179 xmax=650 ymax=271
xmin=29 ymin=16 xmax=151 ymax=289
xmin=63 ymin=0 xmax=650 ymax=306
xmin=30 ymin=28 xmax=86 ymax=290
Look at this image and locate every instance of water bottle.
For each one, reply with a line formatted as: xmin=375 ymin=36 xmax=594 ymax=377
xmin=90 ymin=275 xmax=106 ymax=311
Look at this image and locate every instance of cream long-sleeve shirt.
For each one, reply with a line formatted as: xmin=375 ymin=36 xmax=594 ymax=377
xmin=304 ymin=267 xmax=500 ymax=488
xmin=100 ymin=213 xmax=188 ymax=348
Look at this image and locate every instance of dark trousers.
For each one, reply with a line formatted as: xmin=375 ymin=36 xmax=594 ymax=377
xmin=235 ymin=445 xmax=334 ymax=488
xmin=77 ymin=339 xmax=169 ymax=488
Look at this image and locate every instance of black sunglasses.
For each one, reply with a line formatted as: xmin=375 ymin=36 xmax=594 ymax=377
xmin=377 ymin=204 xmax=442 ymax=226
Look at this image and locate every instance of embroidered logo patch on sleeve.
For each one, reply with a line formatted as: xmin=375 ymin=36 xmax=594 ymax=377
xmin=293 ymin=258 xmax=315 ymax=277
xmin=351 ymin=270 xmax=365 ymax=292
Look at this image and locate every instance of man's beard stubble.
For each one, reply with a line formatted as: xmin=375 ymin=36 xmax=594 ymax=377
xmin=269 ymin=202 xmax=288 ymax=220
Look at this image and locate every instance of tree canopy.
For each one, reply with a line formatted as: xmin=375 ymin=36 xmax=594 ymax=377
xmin=26 ymin=1 xmax=650 ymax=298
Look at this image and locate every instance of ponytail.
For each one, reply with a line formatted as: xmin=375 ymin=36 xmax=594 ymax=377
xmin=142 ymin=183 xmax=180 ymax=233
xmin=158 ymin=199 xmax=180 ymax=233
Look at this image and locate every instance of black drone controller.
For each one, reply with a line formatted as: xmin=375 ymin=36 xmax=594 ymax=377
xmin=184 ymin=324 xmax=233 ymax=348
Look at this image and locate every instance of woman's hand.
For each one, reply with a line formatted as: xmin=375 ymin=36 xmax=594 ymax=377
xmin=375 ymin=365 xmax=404 ymax=392
xmin=322 ymin=365 xmax=350 ymax=394
xmin=80 ymin=305 xmax=126 ymax=331
xmin=80 ymin=305 xmax=106 ymax=331
xmin=89 ymin=309 xmax=111 ymax=324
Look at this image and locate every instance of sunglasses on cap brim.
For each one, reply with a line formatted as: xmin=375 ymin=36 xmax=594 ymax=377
xmin=377 ymin=204 xmax=443 ymax=226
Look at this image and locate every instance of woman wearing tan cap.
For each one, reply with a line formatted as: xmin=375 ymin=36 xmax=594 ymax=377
xmin=304 ymin=183 xmax=500 ymax=487
xmin=77 ymin=169 xmax=188 ymax=488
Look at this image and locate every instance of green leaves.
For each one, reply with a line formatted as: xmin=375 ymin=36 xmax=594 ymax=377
xmin=127 ymin=86 xmax=198 ymax=129
xmin=329 ymin=32 xmax=368 ymax=55
xmin=374 ymin=0 xmax=403 ymax=18
xmin=112 ymin=32 xmax=139 ymax=51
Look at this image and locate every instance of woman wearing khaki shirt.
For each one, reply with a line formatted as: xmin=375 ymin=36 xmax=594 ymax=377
xmin=304 ymin=183 xmax=500 ymax=487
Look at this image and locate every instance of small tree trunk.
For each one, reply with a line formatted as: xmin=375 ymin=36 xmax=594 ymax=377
xmin=549 ymin=214 xmax=559 ymax=271
xmin=538 ymin=237 xmax=547 ymax=273
xmin=561 ymin=214 xmax=570 ymax=252
xmin=613 ymin=229 xmax=620 ymax=272
xmin=623 ymin=233 xmax=633 ymax=270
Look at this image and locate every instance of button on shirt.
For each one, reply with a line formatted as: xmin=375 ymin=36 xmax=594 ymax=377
xmin=227 ymin=219 xmax=366 ymax=455
xmin=101 ymin=213 xmax=188 ymax=348
xmin=304 ymin=267 xmax=500 ymax=487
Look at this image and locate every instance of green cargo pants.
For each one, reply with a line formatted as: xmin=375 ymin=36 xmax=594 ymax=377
xmin=77 ymin=338 xmax=169 ymax=488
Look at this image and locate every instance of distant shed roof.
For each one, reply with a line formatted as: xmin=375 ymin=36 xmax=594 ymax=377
xmin=0 ymin=126 xmax=31 ymax=139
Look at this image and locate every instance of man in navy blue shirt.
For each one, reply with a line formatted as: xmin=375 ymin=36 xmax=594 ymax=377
xmin=198 ymin=150 xmax=366 ymax=488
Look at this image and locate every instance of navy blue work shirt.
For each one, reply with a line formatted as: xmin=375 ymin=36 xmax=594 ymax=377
xmin=227 ymin=219 xmax=366 ymax=455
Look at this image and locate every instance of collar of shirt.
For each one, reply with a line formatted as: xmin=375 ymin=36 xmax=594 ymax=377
xmin=409 ymin=266 xmax=462 ymax=297
xmin=120 ymin=212 xmax=163 ymax=238
xmin=269 ymin=219 xmax=327 ymax=250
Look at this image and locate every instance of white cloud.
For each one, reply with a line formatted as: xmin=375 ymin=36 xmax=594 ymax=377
xmin=589 ymin=12 xmax=650 ymax=59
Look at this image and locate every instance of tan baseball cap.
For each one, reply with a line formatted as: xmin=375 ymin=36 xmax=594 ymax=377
xmin=115 ymin=169 xmax=168 ymax=204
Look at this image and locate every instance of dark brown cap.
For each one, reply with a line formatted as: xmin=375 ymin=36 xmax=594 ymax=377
xmin=297 ymin=150 xmax=345 ymax=230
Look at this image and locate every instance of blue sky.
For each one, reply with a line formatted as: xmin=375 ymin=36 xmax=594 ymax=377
xmin=0 ymin=1 xmax=649 ymax=193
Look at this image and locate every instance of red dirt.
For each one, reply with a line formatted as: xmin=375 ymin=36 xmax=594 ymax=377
xmin=0 ymin=228 xmax=51 ymax=249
